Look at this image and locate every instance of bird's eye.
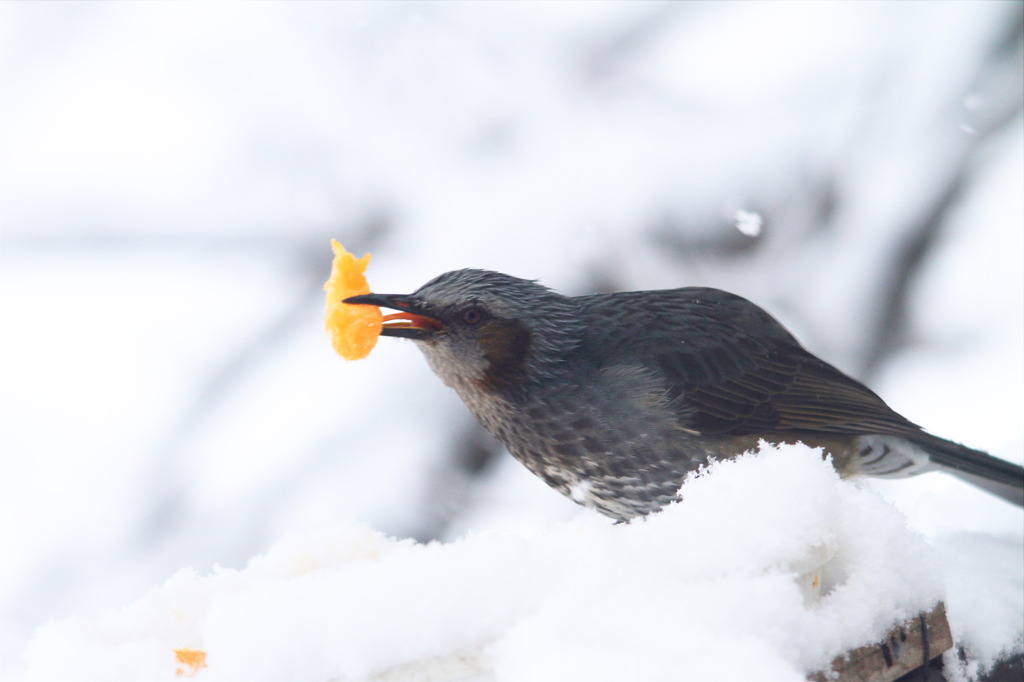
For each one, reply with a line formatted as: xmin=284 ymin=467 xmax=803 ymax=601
xmin=461 ymin=307 xmax=484 ymax=325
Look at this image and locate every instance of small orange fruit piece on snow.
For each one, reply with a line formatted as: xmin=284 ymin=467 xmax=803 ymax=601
xmin=324 ymin=240 xmax=383 ymax=360
xmin=174 ymin=648 xmax=207 ymax=677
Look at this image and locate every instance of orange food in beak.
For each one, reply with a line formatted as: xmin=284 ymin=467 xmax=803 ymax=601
xmin=324 ymin=240 xmax=383 ymax=360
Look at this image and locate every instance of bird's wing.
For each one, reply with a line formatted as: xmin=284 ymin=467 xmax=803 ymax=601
xmin=583 ymin=288 xmax=920 ymax=438
xmin=653 ymin=344 xmax=919 ymax=436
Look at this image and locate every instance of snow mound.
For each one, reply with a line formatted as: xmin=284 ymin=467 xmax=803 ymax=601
xmin=21 ymin=443 xmax=1021 ymax=681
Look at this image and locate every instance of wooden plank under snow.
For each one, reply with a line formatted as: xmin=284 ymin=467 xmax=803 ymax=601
xmin=809 ymin=602 xmax=953 ymax=682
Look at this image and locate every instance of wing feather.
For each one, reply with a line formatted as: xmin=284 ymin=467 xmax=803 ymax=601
xmin=579 ymin=287 xmax=920 ymax=438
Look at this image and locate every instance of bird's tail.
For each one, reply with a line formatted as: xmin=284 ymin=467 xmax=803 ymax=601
xmin=908 ymin=432 xmax=1024 ymax=507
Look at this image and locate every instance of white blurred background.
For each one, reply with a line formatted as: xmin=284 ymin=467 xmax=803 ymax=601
xmin=1 ymin=1 xmax=1021 ymax=675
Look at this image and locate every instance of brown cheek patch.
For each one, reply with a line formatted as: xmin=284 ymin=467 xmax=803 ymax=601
xmin=479 ymin=318 xmax=532 ymax=389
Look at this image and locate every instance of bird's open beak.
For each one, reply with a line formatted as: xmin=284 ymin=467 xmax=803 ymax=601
xmin=342 ymin=293 xmax=444 ymax=340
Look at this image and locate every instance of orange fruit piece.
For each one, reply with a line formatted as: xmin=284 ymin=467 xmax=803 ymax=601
xmin=174 ymin=648 xmax=207 ymax=677
xmin=324 ymin=240 xmax=383 ymax=360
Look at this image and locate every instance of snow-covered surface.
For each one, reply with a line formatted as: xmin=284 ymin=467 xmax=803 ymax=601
xmin=21 ymin=444 xmax=1021 ymax=682
xmin=1 ymin=2 xmax=1022 ymax=680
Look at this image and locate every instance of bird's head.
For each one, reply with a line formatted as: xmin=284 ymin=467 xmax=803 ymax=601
xmin=344 ymin=269 xmax=581 ymax=391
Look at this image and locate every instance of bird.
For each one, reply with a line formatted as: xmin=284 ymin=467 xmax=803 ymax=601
xmin=344 ymin=269 xmax=1024 ymax=521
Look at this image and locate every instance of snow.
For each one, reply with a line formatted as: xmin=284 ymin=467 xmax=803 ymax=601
xmin=25 ymin=442 xmax=1019 ymax=682
xmin=1 ymin=1 xmax=1022 ymax=680
xmin=734 ymin=209 xmax=764 ymax=237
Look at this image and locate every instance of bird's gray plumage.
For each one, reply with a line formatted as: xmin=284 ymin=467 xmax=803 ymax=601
xmin=345 ymin=269 xmax=1024 ymax=520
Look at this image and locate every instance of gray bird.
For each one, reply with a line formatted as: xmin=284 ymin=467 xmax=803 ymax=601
xmin=345 ymin=270 xmax=1024 ymax=521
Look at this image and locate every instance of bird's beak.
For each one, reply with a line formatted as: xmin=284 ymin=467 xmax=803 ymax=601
xmin=342 ymin=293 xmax=444 ymax=340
